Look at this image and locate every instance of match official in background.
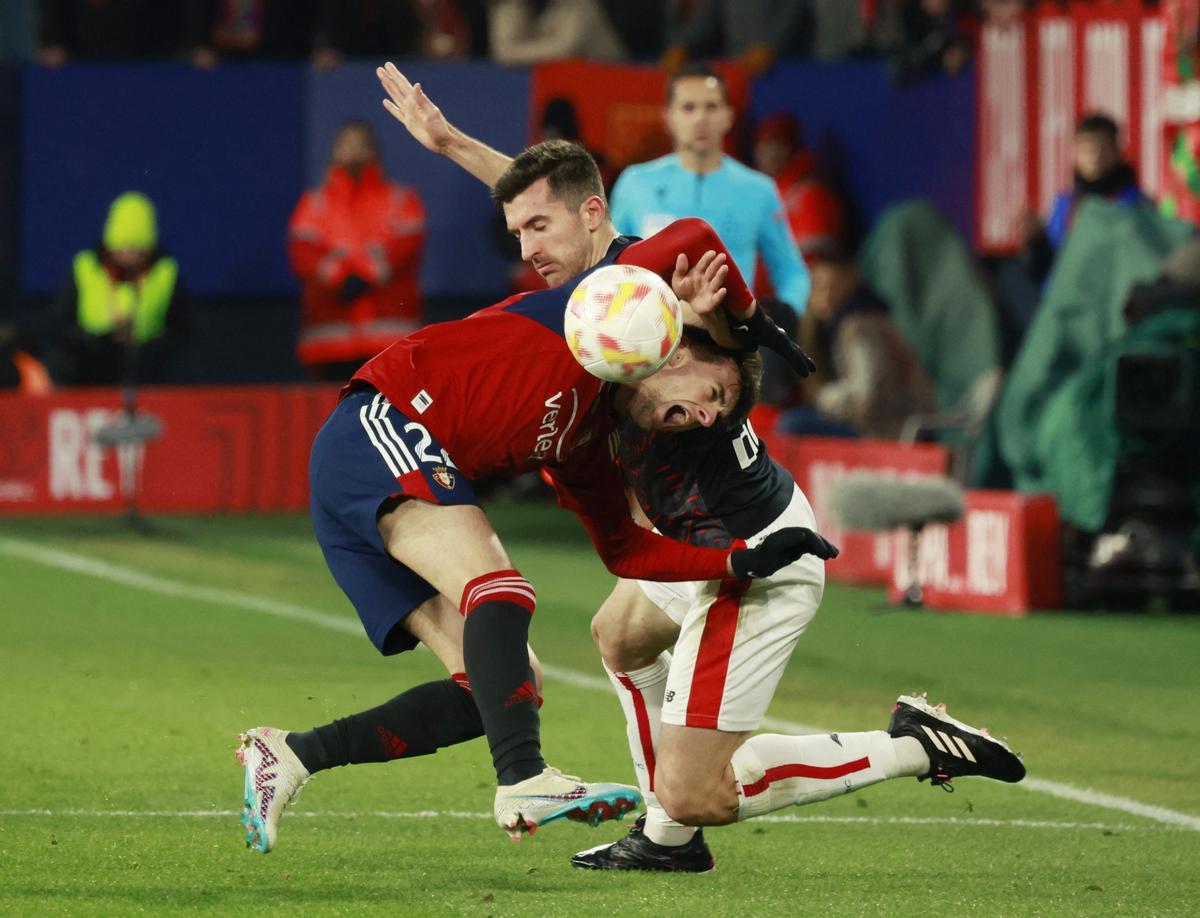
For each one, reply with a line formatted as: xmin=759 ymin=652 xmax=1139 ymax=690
xmin=49 ymin=191 xmax=188 ymax=386
xmin=610 ymin=63 xmax=810 ymax=316
xmin=288 ymin=120 xmax=426 ymax=381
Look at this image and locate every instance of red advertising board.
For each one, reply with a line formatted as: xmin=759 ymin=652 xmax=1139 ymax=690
xmin=762 ymin=431 xmax=951 ymax=584
xmin=763 ymin=432 xmax=1061 ymax=613
xmin=3 ymin=388 xmax=1060 ymax=612
xmin=0 ymin=386 xmax=339 ymax=515
xmin=886 ymin=491 xmax=1061 ymax=616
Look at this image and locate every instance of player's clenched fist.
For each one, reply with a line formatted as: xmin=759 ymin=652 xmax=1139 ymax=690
xmin=728 ymin=527 xmax=839 ymax=579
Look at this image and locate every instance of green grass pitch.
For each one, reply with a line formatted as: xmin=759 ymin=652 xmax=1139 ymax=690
xmin=2 ymin=504 xmax=1199 ymax=916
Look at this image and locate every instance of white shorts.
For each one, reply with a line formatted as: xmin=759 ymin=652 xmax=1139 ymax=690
xmin=638 ymin=485 xmax=824 ymax=733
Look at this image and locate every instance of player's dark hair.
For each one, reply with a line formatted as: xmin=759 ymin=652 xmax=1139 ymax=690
xmin=679 ymin=325 xmax=762 ymax=429
xmin=1076 ymin=112 xmax=1119 ymax=141
xmin=492 ymin=140 xmax=606 ymax=211
xmin=666 ymin=63 xmax=729 ymax=106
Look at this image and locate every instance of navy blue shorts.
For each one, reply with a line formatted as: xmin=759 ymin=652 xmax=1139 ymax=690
xmin=309 ymin=387 xmax=479 ymax=655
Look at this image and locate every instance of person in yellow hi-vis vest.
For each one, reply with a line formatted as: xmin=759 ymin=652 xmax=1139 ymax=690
xmin=51 ymin=191 xmax=188 ymax=385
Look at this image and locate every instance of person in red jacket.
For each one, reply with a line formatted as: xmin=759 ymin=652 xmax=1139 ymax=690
xmin=288 ymin=120 xmax=426 ymax=379
xmin=752 ymin=112 xmax=846 ymax=264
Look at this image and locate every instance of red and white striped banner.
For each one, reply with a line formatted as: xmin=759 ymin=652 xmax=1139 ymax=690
xmin=976 ymin=2 xmax=1165 ymax=251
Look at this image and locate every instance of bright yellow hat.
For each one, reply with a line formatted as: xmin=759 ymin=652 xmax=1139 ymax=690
xmin=102 ymin=191 xmax=158 ymax=251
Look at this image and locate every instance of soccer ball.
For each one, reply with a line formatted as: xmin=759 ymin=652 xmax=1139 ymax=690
xmin=564 ymin=264 xmax=683 ymax=383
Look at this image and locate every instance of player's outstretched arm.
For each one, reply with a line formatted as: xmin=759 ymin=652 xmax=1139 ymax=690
xmin=376 ymin=61 xmax=513 ymax=188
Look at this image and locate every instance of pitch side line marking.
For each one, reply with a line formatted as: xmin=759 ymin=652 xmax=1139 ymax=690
xmin=1016 ymin=778 xmax=1200 ymax=831
xmin=4 ymin=537 xmax=1199 ymax=834
xmin=0 ymin=809 xmax=1182 ymax=833
xmin=0 ymin=537 xmax=365 ymax=637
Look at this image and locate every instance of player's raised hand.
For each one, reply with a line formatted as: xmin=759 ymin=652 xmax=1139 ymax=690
xmin=376 ymin=61 xmax=456 ymax=154
xmin=728 ymin=527 xmax=839 ymax=579
xmin=671 ymin=250 xmax=728 ymax=317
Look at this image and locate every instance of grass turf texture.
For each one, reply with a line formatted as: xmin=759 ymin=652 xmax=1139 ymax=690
xmin=1 ymin=505 xmax=1198 ymax=916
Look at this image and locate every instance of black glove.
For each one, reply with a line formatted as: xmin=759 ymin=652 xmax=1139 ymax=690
xmin=729 ymin=527 xmax=839 ymax=579
xmin=336 ymin=273 xmax=371 ymax=304
xmin=729 ymin=303 xmax=816 ymax=378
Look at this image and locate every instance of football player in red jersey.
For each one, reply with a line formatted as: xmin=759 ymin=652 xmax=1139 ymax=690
xmin=234 ymin=103 xmax=837 ymax=857
xmin=371 ymin=62 xmax=1026 ymax=874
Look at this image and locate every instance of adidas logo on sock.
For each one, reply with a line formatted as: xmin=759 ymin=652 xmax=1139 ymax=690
xmin=504 ymin=679 xmax=539 ymax=708
xmin=376 ymin=725 xmax=409 ymax=759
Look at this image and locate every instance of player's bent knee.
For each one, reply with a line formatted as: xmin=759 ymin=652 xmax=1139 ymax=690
xmin=655 ymin=745 xmax=742 ymax=826
xmin=595 ymin=623 xmax=653 ymax=672
xmin=655 ymin=773 xmax=721 ymax=826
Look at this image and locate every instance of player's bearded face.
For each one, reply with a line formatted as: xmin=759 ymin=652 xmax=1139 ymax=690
xmin=622 ymin=345 xmax=739 ymax=432
xmin=504 ymin=179 xmax=595 ymax=288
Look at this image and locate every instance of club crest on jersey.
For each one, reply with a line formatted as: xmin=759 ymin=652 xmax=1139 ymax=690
xmin=431 ymin=465 xmax=455 ymax=489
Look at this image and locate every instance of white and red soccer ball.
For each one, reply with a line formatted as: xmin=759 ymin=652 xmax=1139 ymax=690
xmin=564 ymin=264 xmax=683 ymax=383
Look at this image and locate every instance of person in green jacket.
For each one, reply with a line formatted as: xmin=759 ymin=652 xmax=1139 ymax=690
xmin=51 ymin=191 xmax=188 ymax=385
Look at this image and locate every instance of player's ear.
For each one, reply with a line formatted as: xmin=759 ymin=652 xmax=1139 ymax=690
xmin=581 ymin=194 xmax=606 ymax=230
xmin=667 ymin=335 xmax=692 ymax=366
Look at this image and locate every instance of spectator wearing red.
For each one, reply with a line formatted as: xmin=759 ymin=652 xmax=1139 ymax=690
xmin=288 ymin=120 xmax=426 ymax=380
xmin=753 ymin=112 xmax=847 ymax=264
xmin=0 ymin=324 xmax=51 ymax=394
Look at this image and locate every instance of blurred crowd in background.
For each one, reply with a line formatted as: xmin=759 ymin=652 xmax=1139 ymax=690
xmin=0 ymin=2 xmax=1164 ymax=75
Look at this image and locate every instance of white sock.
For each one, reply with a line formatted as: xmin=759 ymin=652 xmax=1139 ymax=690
xmin=731 ymin=731 xmax=926 ymax=820
xmin=642 ymin=803 xmax=696 ymax=848
xmin=605 ymin=654 xmax=696 ymax=847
